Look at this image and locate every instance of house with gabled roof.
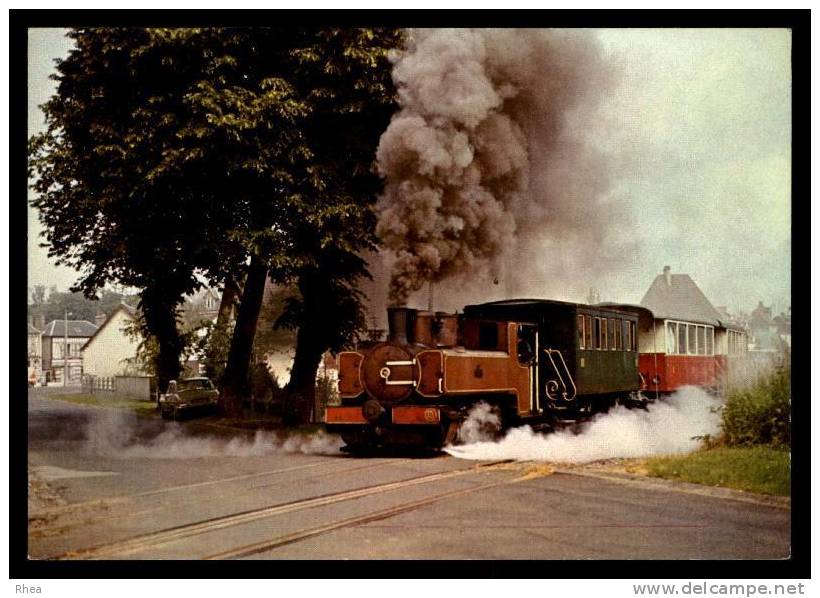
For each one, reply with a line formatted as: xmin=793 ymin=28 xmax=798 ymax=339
xmin=41 ymin=318 xmax=98 ymax=384
xmin=81 ymin=303 xmax=146 ymax=377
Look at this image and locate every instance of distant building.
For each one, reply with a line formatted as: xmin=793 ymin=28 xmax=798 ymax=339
xmin=748 ymin=300 xmax=790 ymax=355
xmin=28 ymin=323 xmax=43 ymax=384
xmin=81 ymin=303 xmax=145 ymax=377
xmin=41 ymin=319 xmax=98 ymax=384
xmin=185 ymin=287 xmax=221 ymax=321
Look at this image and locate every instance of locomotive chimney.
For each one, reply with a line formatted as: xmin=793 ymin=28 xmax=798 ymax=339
xmin=387 ymin=307 xmax=415 ymax=345
xmin=663 ymin=265 xmax=671 ymax=287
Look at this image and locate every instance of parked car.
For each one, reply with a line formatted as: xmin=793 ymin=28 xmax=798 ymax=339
xmin=159 ymin=377 xmax=219 ymax=420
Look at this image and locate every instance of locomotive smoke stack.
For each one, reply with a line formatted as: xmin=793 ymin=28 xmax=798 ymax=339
xmin=387 ymin=306 xmax=414 ymax=345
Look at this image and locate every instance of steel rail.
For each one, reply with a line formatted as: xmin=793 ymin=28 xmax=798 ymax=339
xmin=31 ymin=459 xmax=411 ymax=538
xmin=54 ymin=460 xmax=513 ymax=560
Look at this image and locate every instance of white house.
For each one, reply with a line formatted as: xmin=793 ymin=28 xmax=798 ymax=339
xmin=81 ymin=303 xmax=146 ymax=377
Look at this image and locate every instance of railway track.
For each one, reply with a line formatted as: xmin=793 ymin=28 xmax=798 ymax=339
xmin=30 ymin=458 xmax=413 ymax=540
xmin=52 ymin=459 xmax=516 ymax=560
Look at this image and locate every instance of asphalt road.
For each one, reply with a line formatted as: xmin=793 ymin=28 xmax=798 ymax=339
xmin=27 ymin=391 xmax=790 ymax=560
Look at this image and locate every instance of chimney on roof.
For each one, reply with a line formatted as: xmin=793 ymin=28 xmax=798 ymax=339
xmin=95 ymin=312 xmax=107 ymax=327
xmin=663 ymin=265 xmax=671 ymax=287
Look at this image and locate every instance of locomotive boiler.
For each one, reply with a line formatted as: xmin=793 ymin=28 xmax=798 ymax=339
xmin=325 ymin=299 xmax=644 ymax=449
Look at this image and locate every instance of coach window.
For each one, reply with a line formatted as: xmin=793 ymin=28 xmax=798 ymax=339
xmin=584 ymin=315 xmax=592 ymax=350
xmin=697 ymin=326 xmax=706 ymax=355
xmin=593 ymin=317 xmax=601 ymax=349
xmin=609 ymin=318 xmax=616 ymax=350
xmin=624 ymin=321 xmax=632 ymax=351
xmin=677 ymin=323 xmax=687 ymax=355
xmin=630 ymin=321 xmax=637 ymax=351
xmin=577 ymin=315 xmax=585 ymax=349
xmin=614 ymin=319 xmax=622 ymax=350
xmin=601 ymin=318 xmax=608 ymax=350
xmin=666 ymin=321 xmax=677 ymax=354
xmin=687 ymin=324 xmax=697 ymax=354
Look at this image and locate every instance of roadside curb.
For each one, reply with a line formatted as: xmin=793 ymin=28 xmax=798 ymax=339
xmin=555 ymin=467 xmax=791 ymax=510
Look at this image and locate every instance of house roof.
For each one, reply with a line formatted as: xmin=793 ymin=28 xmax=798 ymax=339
xmin=41 ymin=319 xmax=98 ymax=338
xmin=640 ymin=271 xmax=724 ymax=326
xmin=28 ymin=323 xmax=42 ymax=335
xmin=82 ymin=303 xmax=139 ymax=350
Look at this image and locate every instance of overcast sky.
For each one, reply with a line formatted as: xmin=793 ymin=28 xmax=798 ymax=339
xmin=27 ymin=28 xmax=791 ymax=315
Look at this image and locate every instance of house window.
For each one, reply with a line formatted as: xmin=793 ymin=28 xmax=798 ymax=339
xmin=577 ymin=315 xmax=585 ymax=349
xmin=601 ymin=318 xmax=608 ymax=350
xmin=687 ymin=324 xmax=697 ymax=354
xmin=706 ymin=327 xmax=714 ymax=355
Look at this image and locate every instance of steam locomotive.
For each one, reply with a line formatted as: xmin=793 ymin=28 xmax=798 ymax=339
xmin=325 ymin=299 xmax=648 ymax=449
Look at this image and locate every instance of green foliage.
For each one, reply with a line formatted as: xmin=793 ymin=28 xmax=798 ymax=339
xmin=249 ymin=361 xmax=281 ymax=402
xmin=29 ymin=27 xmax=403 ymax=399
xmin=122 ymin=309 xmax=198 ymax=382
xmin=720 ymin=367 xmax=791 ymax=447
xmin=196 ymin=319 xmax=231 ymax=385
xmin=645 ymin=446 xmax=791 ymax=496
xmin=316 ymin=369 xmax=340 ymax=407
xmin=27 ymin=286 xmax=138 ymax=325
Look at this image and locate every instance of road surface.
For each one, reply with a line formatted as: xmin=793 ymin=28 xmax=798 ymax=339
xmin=27 ymin=391 xmax=790 ymax=560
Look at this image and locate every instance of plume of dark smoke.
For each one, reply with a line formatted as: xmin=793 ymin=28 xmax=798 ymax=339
xmin=375 ymin=28 xmax=627 ymax=305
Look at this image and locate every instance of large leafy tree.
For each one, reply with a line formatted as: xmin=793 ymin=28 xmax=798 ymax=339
xmin=30 ymin=29 xmax=239 ymax=391
xmin=29 ymin=28 xmax=401 ymax=415
xmin=273 ymin=29 xmax=403 ymax=424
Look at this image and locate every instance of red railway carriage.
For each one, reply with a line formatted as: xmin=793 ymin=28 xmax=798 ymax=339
xmin=600 ymin=303 xmax=747 ymax=397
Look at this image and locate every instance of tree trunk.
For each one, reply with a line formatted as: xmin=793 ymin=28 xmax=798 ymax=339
xmin=216 ymin=277 xmax=240 ymax=330
xmin=284 ymin=320 xmax=325 ymax=426
xmin=204 ymin=276 xmax=240 ymax=384
xmin=220 ymin=256 xmax=267 ymax=418
xmin=140 ymin=289 xmax=183 ymax=397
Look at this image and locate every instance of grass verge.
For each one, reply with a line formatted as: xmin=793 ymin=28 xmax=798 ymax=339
xmin=644 ymin=446 xmax=790 ymax=496
xmin=43 ymin=393 xmax=158 ymax=417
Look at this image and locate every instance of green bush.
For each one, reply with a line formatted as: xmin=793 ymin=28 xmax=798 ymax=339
xmin=721 ymin=366 xmax=790 ymax=447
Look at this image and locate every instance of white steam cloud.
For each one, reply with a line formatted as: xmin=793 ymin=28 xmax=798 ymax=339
xmin=82 ymin=411 xmax=342 ymax=459
xmin=375 ymin=28 xmax=629 ymax=305
xmin=445 ymin=387 xmax=720 ymax=463
xmin=456 ymin=402 xmax=501 ymax=444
